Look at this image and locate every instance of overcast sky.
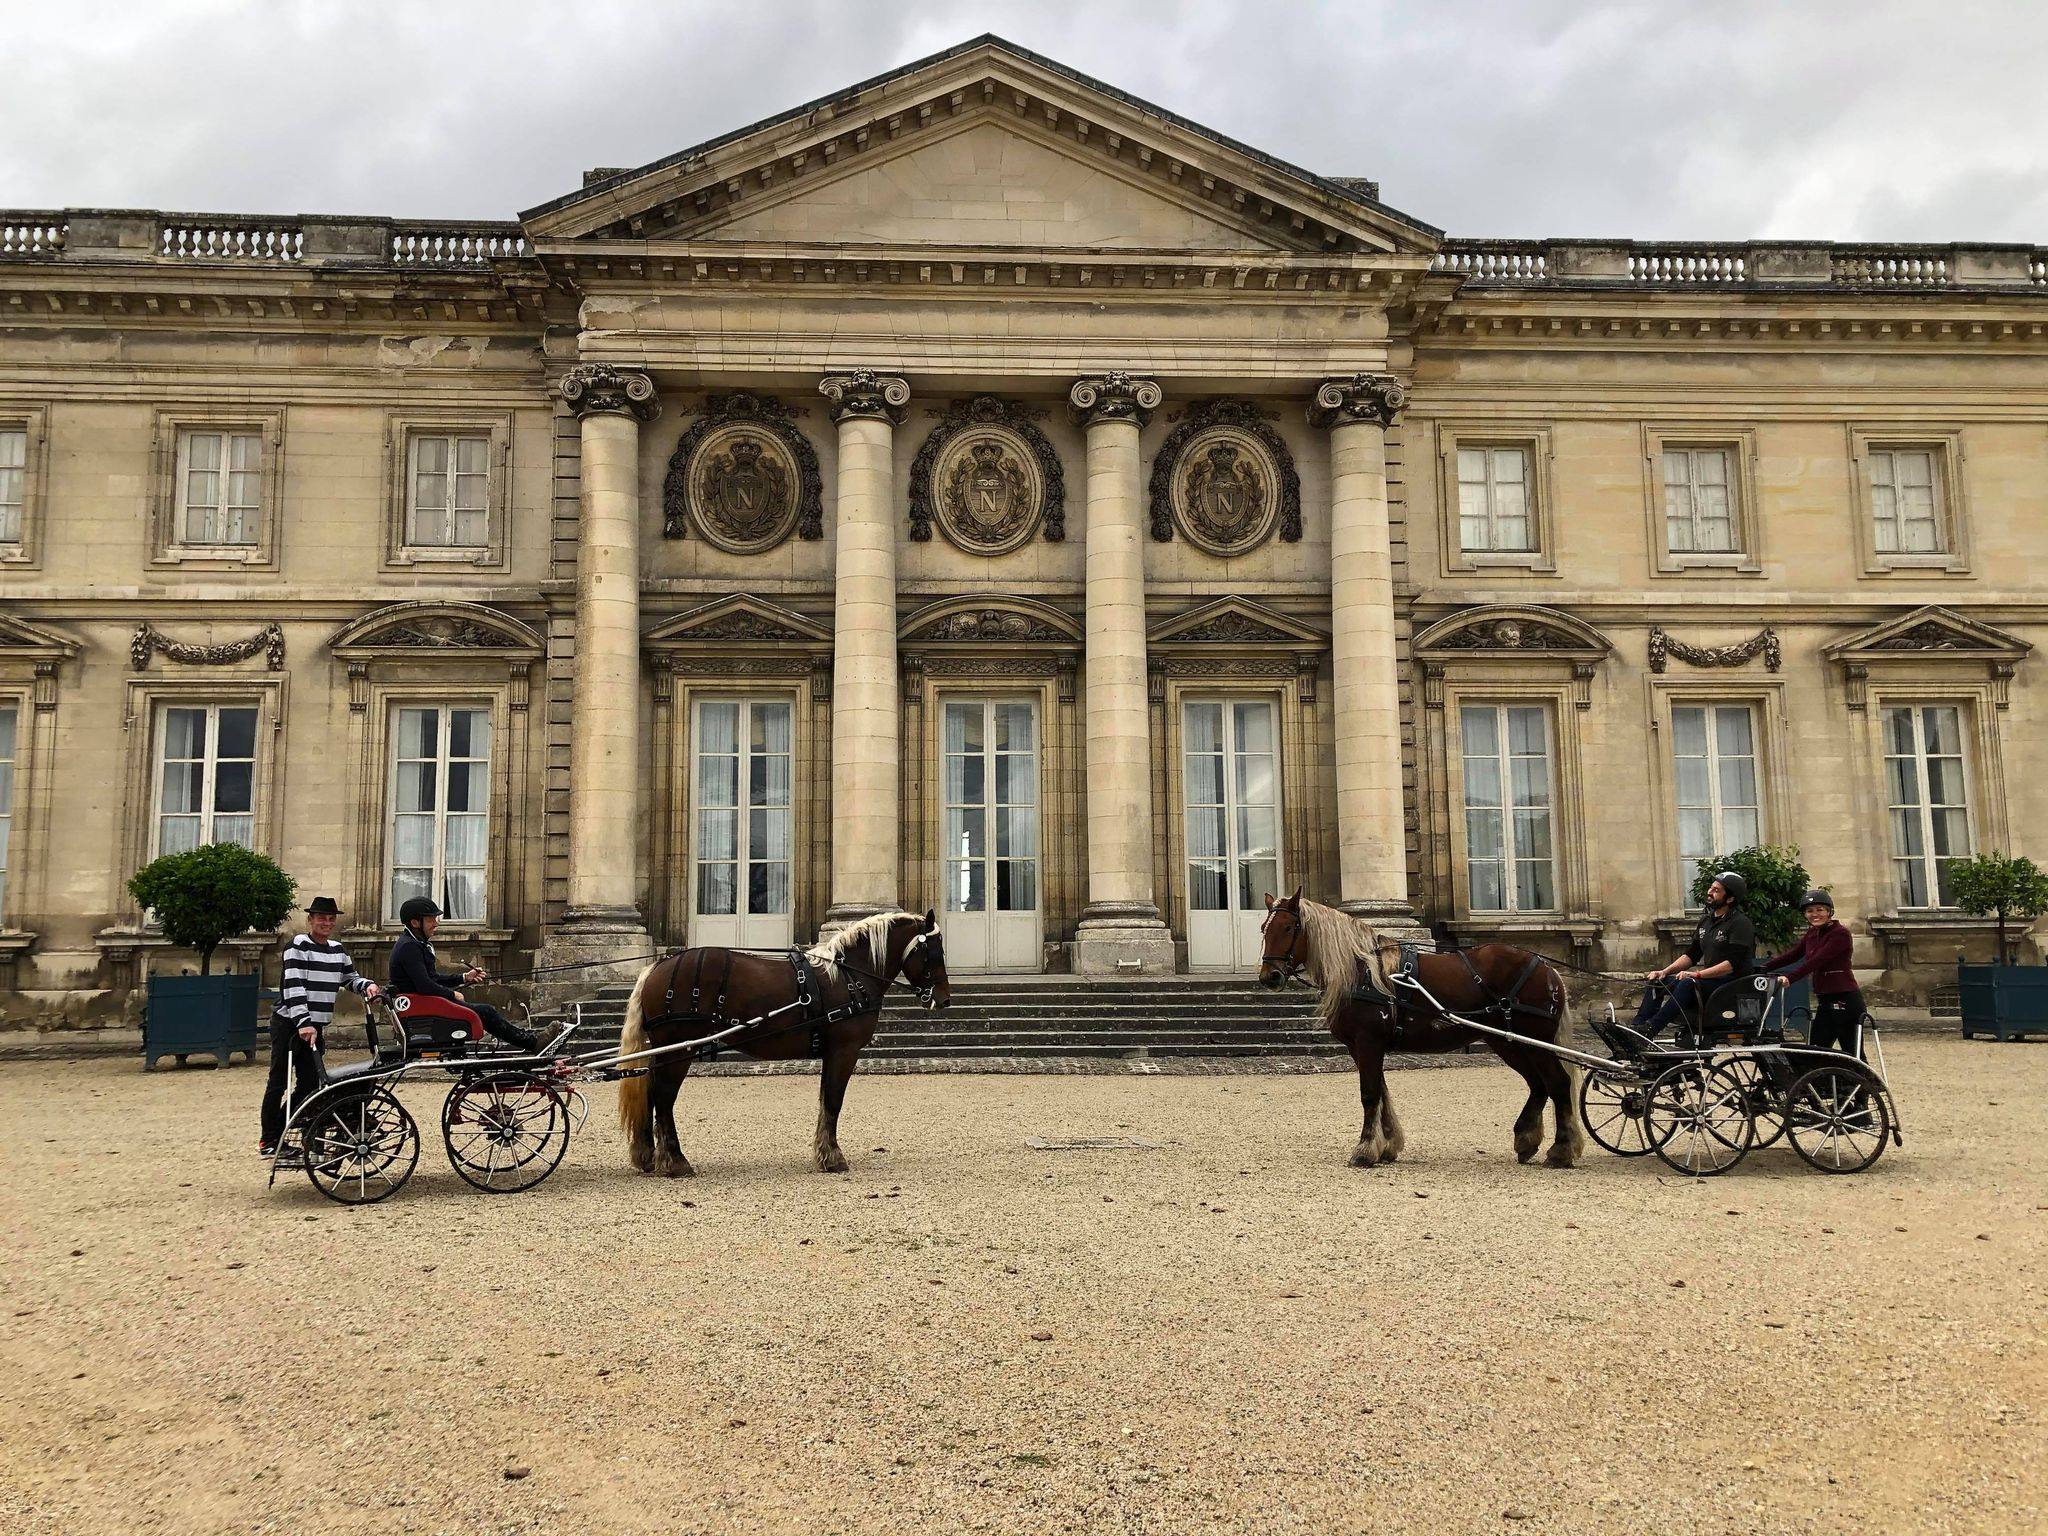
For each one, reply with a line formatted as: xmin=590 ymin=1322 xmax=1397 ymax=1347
xmin=4 ymin=0 xmax=2045 ymax=241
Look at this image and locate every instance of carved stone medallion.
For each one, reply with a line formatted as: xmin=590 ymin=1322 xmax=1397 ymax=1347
xmin=662 ymin=393 xmax=823 ymax=549
xmin=1147 ymin=401 xmax=1300 ymax=555
xmin=908 ymin=396 xmax=1064 ymax=554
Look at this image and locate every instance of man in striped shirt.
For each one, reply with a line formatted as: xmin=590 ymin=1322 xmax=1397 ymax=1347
xmin=259 ymin=896 xmax=382 ymax=1157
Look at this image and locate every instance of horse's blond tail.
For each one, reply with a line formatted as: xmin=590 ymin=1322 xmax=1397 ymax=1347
xmin=617 ymin=963 xmax=655 ymax=1164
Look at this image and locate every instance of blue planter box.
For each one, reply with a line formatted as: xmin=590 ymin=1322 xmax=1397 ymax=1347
xmin=142 ymin=972 xmax=260 ymax=1068
xmin=1957 ymin=961 xmax=2048 ymax=1042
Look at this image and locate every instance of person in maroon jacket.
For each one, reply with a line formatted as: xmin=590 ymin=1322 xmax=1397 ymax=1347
xmin=1759 ymin=888 xmax=1865 ymax=1056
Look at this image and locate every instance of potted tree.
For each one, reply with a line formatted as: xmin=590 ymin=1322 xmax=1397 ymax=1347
xmin=1950 ymin=852 xmax=2048 ymax=1041
xmin=1689 ymin=845 xmax=1813 ymax=1031
xmin=129 ymin=843 xmax=296 ymax=1068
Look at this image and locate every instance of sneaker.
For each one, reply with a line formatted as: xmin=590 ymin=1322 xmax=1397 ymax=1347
xmin=258 ymin=1141 xmax=276 ymax=1159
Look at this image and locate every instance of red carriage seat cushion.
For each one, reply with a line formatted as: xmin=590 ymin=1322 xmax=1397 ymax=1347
xmin=390 ymin=993 xmax=484 ymax=1056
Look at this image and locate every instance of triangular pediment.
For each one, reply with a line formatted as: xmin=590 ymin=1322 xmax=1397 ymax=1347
xmin=0 ymin=611 xmax=78 ymax=659
xmin=1823 ymin=605 xmax=2031 ymax=661
xmin=645 ymin=595 xmax=831 ymax=646
xmin=1149 ymin=598 xmax=1326 ymax=647
xmin=329 ymin=602 xmax=543 ymax=658
xmin=524 ymin=37 xmax=1438 ymax=259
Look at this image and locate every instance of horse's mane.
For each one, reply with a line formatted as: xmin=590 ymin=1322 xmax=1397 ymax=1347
xmin=1295 ymin=898 xmax=1390 ymax=1024
xmin=805 ymin=910 xmax=918 ymax=979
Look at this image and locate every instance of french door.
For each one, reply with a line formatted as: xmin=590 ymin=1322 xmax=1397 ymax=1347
xmin=1183 ymin=698 xmax=1281 ymax=969
xmin=690 ymin=698 xmax=793 ymax=950
xmin=940 ymin=698 xmax=1041 ymax=971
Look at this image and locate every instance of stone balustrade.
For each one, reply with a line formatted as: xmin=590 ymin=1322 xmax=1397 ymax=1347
xmin=0 ymin=210 xmax=531 ymax=270
xmin=160 ymin=219 xmax=304 ymax=261
xmin=0 ymin=215 xmax=66 ymax=256
xmin=1430 ymin=238 xmax=2046 ymax=289
xmin=389 ymin=224 xmax=531 ymax=265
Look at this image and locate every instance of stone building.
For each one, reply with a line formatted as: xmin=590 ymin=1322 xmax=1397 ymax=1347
xmin=1 ymin=35 xmax=2042 ymax=1019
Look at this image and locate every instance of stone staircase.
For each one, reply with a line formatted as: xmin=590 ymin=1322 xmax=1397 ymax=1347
xmin=537 ymin=975 xmax=1338 ymax=1064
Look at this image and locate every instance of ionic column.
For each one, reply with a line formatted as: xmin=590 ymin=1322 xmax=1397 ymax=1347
xmin=819 ymin=369 xmax=910 ymax=931
xmin=1309 ymin=373 xmax=1421 ymax=930
xmin=549 ymin=364 xmax=659 ymax=974
xmin=1069 ymin=373 xmax=1175 ymax=974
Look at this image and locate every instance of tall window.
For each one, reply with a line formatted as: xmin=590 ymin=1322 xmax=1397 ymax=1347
xmin=0 ymin=705 xmax=15 ymax=921
xmin=1456 ymin=446 xmax=1533 ymax=552
xmin=155 ymin=705 xmax=257 ymax=854
xmin=1672 ymin=705 xmax=1761 ymax=904
xmin=694 ymin=699 xmax=792 ymax=923
xmin=1662 ymin=447 xmax=1737 ymax=554
xmin=1868 ymin=448 xmax=1944 ymax=555
xmin=1884 ymin=704 xmax=1971 ymax=907
xmin=0 ymin=428 xmax=24 ymax=544
xmin=176 ymin=429 xmax=263 ymax=546
xmin=407 ymin=434 xmax=490 ymax=548
xmin=1460 ymin=703 xmax=1556 ymax=912
xmin=389 ymin=706 xmax=491 ymax=922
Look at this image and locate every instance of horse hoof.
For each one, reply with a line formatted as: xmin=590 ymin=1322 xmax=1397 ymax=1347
xmin=1546 ymin=1147 xmax=1578 ymax=1169
xmin=1348 ymin=1145 xmax=1381 ymax=1168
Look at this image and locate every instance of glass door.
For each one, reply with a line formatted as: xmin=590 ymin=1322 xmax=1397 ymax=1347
xmin=1183 ymin=698 xmax=1281 ymax=969
xmin=690 ymin=698 xmax=793 ymax=950
xmin=940 ymin=698 xmax=1041 ymax=971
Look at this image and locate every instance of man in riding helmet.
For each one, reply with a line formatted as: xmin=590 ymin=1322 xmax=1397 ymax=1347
xmin=1760 ymin=888 xmax=1865 ymax=1057
xmin=389 ymin=896 xmax=539 ymax=1053
xmin=1630 ymin=870 xmax=1758 ymax=1040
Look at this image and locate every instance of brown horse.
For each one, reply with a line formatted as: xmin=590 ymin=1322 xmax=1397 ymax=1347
xmin=618 ymin=910 xmax=951 ymax=1176
xmin=1258 ymin=891 xmax=1584 ymax=1169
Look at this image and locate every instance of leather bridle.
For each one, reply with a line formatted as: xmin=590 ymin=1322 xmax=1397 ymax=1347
xmin=1259 ymin=904 xmax=1309 ymax=983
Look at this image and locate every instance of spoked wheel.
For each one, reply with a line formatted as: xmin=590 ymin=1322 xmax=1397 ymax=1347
xmin=1646 ymin=1061 xmax=1755 ymax=1177
xmin=1785 ymin=1065 xmax=1892 ymax=1174
xmin=302 ymin=1089 xmax=420 ymax=1204
xmin=1578 ymin=1071 xmax=1665 ymax=1157
xmin=441 ymin=1071 xmax=572 ymax=1193
xmin=1717 ymin=1056 xmax=1788 ymax=1150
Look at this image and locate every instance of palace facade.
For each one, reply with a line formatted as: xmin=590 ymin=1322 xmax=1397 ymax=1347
xmin=2 ymin=36 xmax=2044 ymax=1019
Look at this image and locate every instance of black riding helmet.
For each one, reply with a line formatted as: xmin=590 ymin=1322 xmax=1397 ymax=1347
xmin=398 ymin=896 xmax=442 ymax=934
xmin=1800 ymin=887 xmax=1835 ymax=911
xmin=1710 ymin=870 xmax=1748 ymax=905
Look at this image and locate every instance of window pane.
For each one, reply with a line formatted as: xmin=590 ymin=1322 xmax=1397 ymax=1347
xmin=752 ymin=703 xmax=791 ymax=755
xmin=997 ymin=859 xmax=1037 ymax=912
xmin=1722 ymin=809 xmax=1761 ymax=850
xmin=212 ymin=761 xmax=253 ymax=814
xmin=994 ymin=703 xmax=1035 ymax=753
xmin=753 ymin=751 xmax=791 ymax=809
xmin=1717 ymin=758 xmax=1757 ymax=815
xmin=697 ymin=808 xmax=737 ymax=860
xmin=1516 ymin=859 xmax=1556 ymax=912
xmin=1670 ymin=706 xmax=1708 ymax=757
xmin=1468 ymin=856 xmax=1505 ymax=913
xmin=1466 ymin=808 xmax=1503 ymax=862
xmin=944 ymin=752 xmax=984 ymax=807
xmin=1506 ymin=706 xmax=1546 ymax=757
xmin=753 ymin=803 xmax=792 ymax=861
xmin=997 ymin=752 xmax=1035 ymax=807
xmin=752 ymin=861 xmax=791 ymax=916
xmin=443 ymin=813 xmax=487 ymax=868
xmin=393 ymin=813 xmax=436 ymax=867
xmin=396 ymin=761 xmax=436 ymax=814
xmin=1462 ymin=751 xmax=1502 ymax=810
xmin=698 ymin=755 xmax=738 ymax=809
xmin=1187 ymin=860 xmax=1227 ymax=912
xmin=1237 ymin=805 xmax=1277 ymax=861
xmin=1185 ymin=751 xmax=1224 ymax=806
xmin=1922 ymin=706 xmax=1961 ymax=757
xmin=996 ymin=806 xmax=1038 ymax=859
xmin=1232 ymin=701 xmax=1274 ymax=754
xmin=944 ymin=807 xmax=985 ymax=861
xmin=1237 ymin=858 xmax=1278 ymax=913
xmin=698 ymin=702 xmax=739 ymax=755
xmin=1882 ymin=707 xmax=1915 ymax=757
xmin=1186 ymin=805 xmax=1225 ymax=860
xmin=1235 ymin=752 xmax=1275 ymax=808
xmin=216 ymin=708 xmax=257 ymax=761
xmin=442 ymin=869 xmax=485 ymax=923
xmin=159 ymin=815 xmax=201 ymax=855
xmin=454 ymin=435 xmax=488 ymax=474
xmin=211 ymin=815 xmax=253 ymax=849
xmin=1182 ymin=702 xmax=1222 ymax=755
xmin=697 ymin=862 xmax=737 ymax=916
xmin=1460 ymin=705 xmax=1499 ymax=759
xmin=1509 ymin=753 xmax=1550 ymax=809
xmin=160 ymin=761 xmax=202 ymax=815
xmin=945 ymin=860 xmax=986 ymax=913
xmin=391 ymin=866 xmax=432 ymax=913
xmin=943 ymin=703 xmax=983 ymax=754
xmin=1512 ymin=807 xmax=1553 ymax=862
xmin=163 ymin=707 xmax=205 ymax=762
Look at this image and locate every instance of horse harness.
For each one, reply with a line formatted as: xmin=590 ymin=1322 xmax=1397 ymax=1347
xmin=1351 ymin=944 xmax=1556 ymax=1044
xmin=647 ymin=945 xmax=881 ymax=1061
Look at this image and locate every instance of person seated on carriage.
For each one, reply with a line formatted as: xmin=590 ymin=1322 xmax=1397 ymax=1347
xmin=389 ymin=896 xmax=539 ymax=1053
xmin=1760 ymin=888 xmax=1866 ymax=1057
xmin=1630 ymin=870 xmax=1757 ymax=1043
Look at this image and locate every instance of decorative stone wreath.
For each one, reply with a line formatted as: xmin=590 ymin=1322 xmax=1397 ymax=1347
xmin=907 ymin=395 xmax=1065 ymax=554
xmin=1146 ymin=399 xmax=1301 ymax=555
xmin=661 ymin=393 xmax=823 ymax=551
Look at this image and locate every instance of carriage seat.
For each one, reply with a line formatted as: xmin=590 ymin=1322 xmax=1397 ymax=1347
xmin=1691 ymin=974 xmax=1781 ymax=1045
xmin=388 ymin=993 xmax=485 ymax=1057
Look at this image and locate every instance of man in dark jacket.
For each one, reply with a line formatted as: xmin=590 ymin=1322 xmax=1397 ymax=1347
xmin=1761 ymin=888 xmax=1865 ymax=1056
xmin=1631 ymin=870 xmax=1758 ymax=1039
xmin=390 ymin=896 xmax=538 ymax=1052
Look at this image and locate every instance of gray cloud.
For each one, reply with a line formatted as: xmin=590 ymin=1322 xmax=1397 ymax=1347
xmin=1 ymin=0 xmax=2042 ymax=241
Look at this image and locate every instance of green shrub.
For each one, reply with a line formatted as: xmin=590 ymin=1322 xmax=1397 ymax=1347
xmin=127 ymin=843 xmax=296 ymax=975
xmin=1948 ymin=852 xmax=2048 ymax=965
xmin=1689 ymin=844 xmax=1810 ymax=952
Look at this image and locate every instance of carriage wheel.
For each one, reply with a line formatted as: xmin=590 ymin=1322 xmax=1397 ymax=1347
xmin=1716 ymin=1055 xmax=1787 ymax=1150
xmin=441 ymin=1071 xmax=572 ymax=1194
xmin=302 ymin=1089 xmax=419 ymax=1205
xmin=1578 ymin=1071 xmax=1664 ymax=1157
xmin=1785 ymin=1065 xmax=1891 ymax=1174
xmin=1645 ymin=1061 xmax=1754 ymax=1177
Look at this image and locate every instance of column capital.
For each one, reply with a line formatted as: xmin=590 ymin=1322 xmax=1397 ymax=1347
xmin=557 ymin=364 xmax=660 ymax=423
xmin=819 ymin=369 xmax=910 ymax=424
xmin=1308 ymin=373 xmax=1407 ymax=429
xmin=1068 ymin=372 xmax=1162 ymax=428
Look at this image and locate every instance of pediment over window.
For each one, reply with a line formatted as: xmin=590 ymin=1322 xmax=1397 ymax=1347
xmin=328 ymin=602 xmax=543 ymax=660
xmin=522 ymin=36 xmax=1438 ymax=260
xmin=1412 ymin=605 xmax=1612 ymax=661
xmin=1148 ymin=597 xmax=1326 ymax=648
xmin=1823 ymin=605 xmax=2030 ymax=710
xmin=644 ymin=595 xmax=831 ymax=647
xmin=900 ymin=595 xmax=1080 ymax=645
xmin=0 ymin=612 xmax=80 ymax=661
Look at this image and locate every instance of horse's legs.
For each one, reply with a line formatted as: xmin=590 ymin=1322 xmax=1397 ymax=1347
xmin=650 ymin=1059 xmax=695 ymax=1179
xmin=1344 ymin=1038 xmax=1390 ymax=1167
xmin=1378 ymin=1078 xmax=1406 ymax=1163
xmin=1495 ymin=1044 xmax=1549 ymax=1164
xmin=813 ymin=1038 xmax=862 ymax=1173
xmin=1543 ymin=1059 xmax=1585 ymax=1168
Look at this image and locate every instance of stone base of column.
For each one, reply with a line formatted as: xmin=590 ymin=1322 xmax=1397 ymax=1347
xmin=535 ymin=906 xmax=658 ymax=1007
xmin=818 ymin=902 xmax=896 ymax=943
xmin=1337 ymin=899 xmax=1434 ymax=948
xmin=1072 ymin=902 xmax=1177 ymax=976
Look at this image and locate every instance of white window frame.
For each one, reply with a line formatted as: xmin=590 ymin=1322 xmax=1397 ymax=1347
xmin=1670 ymin=703 xmax=1764 ymax=908
xmin=406 ymin=432 xmax=493 ymax=550
xmin=1456 ymin=444 xmax=1535 ymax=554
xmin=1847 ymin=427 xmax=1969 ymax=576
xmin=1882 ymin=702 xmax=1975 ymax=909
xmin=1457 ymin=701 xmax=1560 ymax=915
xmin=149 ymin=407 xmax=284 ymax=568
xmin=1435 ymin=423 xmax=1555 ymax=575
xmin=0 ymin=426 xmax=27 ymax=547
xmin=175 ymin=428 xmax=264 ymax=547
xmin=0 ymin=405 xmax=50 ymax=568
xmin=384 ymin=413 xmax=512 ymax=569
xmin=151 ymin=702 xmax=260 ymax=858
xmin=689 ymin=696 xmax=795 ymax=943
xmin=1640 ymin=426 xmax=1761 ymax=576
xmin=385 ymin=703 xmax=493 ymax=925
xmin=0 ymin=702 xmax=16 ymax=923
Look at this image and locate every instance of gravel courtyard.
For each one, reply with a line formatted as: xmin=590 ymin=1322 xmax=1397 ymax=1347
xmin=3 ymin=1038 xmax=2042 ymax=1536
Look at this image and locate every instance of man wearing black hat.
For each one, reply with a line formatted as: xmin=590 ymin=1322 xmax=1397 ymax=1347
xmin=259 ymin=897 xmax=380 ymax=1158
xmin=389 ymin=896 xmax=538 ymax=1052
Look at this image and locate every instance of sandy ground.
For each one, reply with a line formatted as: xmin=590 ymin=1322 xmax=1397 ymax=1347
xmin=2 ymin=1039 xmax=2042 ymax=1536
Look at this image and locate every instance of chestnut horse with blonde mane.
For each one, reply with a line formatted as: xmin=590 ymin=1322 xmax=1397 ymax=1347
xmin=1259 ymin=890 xmax=1584 ymax=1169
xmin=618 ymin=910 xmax=951 ymax=1176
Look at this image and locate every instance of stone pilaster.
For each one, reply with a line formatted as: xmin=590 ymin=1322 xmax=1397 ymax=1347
xmin=819 ymin=369 xmax=910 ymax=932
xmin=1309 ymin=374 xmax=1422 ymax=933
xmin=1069 ymin=373 xmax=1175 ymax=974
xmin=542 ymin=364 xmax=660 ymax=987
